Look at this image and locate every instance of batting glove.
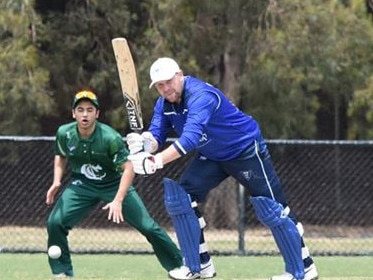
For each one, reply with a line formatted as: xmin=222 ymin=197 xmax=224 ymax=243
xmin=126 ymin=133 xmax=144 ymax=154
xmin=141 ymin=132 xmax=159 ymax=153
xmin=128 ymin=152 xmax=163 ymax=175
xmin=126 ymin=132 xmax=159 ymax=154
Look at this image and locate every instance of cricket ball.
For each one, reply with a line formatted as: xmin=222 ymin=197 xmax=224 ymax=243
xmin=48 ymin=245 xmax=62 ymax=259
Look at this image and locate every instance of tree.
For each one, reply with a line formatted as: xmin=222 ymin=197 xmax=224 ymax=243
xmin=34 ymin=0 xmax=152 ymax=134
xmin=0 ymin=0 xmax=53 ymax=135
xmin=348 ymin=76 xmax=373 ymax=139
xmin=11 ymin=0 xmax=373 ymax=139
xmin=143 ymin=0 xmax=268 ymax=104
xmin=241 ymin=0 xmax=373 ymax=139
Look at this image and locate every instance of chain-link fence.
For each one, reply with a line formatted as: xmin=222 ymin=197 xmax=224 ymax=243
xmin=0 ymin=137 xmax=372 ymax=256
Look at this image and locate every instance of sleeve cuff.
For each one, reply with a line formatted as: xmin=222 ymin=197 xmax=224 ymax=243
xmin=173 ymin=140 xmax=187 ymax=156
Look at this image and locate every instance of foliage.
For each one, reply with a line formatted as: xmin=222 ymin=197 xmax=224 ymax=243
xmin=1 ymin=0 xmax=373 ymax=138
xmin=241 ymin=0 xmax=373 ymax=138
xmin=348 ymin=75 xmax=373 ymax=138
xmin=34 ymin=0 xmax=127 ymax=133
xmin=143 ymin=1 xmax=268 ymax=102
xmin=0 ymin=0 xmax=53 ymax=135
xmin=33 ymin=0 xmax=156 ymax=134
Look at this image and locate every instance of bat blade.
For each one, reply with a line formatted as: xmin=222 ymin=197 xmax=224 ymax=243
xmin=112 ymin=37 xmax=143 ymax=133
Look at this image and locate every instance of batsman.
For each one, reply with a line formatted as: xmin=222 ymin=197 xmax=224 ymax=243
xmin=127 ymin=57 xmax=319 ymax=280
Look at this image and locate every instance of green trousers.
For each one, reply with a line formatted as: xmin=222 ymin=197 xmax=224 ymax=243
xmin=47 ymin=183 xmax=182 ymax=275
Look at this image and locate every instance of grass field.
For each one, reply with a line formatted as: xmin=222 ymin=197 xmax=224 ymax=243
xmin=0 ymin=254 xmax=372 ymax=280
xmin=2 ymin=226 xmax=373 ymax=254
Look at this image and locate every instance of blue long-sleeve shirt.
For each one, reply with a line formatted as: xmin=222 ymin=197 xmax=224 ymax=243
xmin=149 ymin=76 xmax=261 ymax=161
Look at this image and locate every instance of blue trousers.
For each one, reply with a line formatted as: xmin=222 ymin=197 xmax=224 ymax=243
xmin=180 ymin=136 xmax=288 ymax=209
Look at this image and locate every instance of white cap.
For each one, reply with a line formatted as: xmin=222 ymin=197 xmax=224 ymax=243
xmin=149 ymin=57 xmax=181 ymax=88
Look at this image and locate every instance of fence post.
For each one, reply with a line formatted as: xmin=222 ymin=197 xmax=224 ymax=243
xmin=237 ymin=183 xmax=246 ymax=255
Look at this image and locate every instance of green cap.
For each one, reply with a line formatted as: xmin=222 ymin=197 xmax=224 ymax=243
xmin=72 ymin=90 xmax=99 ymax=108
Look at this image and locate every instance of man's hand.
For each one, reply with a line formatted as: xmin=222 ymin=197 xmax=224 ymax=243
xmin=128 ymin=152 xmax=163 ymax=175
xmin=46 ymin=182 xmax=61 ymax=205
xmin=102 ymin=200 xmax=124 ymax=224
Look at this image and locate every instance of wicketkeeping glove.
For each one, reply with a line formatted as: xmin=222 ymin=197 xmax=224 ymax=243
xmin=128 ymin=152 xmax=163 ymax=175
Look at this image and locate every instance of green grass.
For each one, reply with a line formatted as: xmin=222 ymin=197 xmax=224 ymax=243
xmin=0 ymin=254 xmax=372 ymax=279
xmin=2 ymin=226 xmax=373 ymax=255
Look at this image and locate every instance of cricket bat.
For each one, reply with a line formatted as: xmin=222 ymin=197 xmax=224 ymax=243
xmin=112 ymin=37 xmax=143 ymax=133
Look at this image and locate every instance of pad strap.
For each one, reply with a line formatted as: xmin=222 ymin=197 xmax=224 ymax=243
xmin=251 ymin=196 xmax=304 ymax=279
xmin=164 ymin=178 xmax=201 ymax=273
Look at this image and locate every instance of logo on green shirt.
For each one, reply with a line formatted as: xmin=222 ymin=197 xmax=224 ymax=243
xmin=81 ymin=164 xmax=106 ymax=180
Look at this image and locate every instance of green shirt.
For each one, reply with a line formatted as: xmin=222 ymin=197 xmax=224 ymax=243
xmin=55 ymin=121 xmax=129 ymax=188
